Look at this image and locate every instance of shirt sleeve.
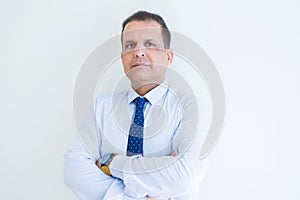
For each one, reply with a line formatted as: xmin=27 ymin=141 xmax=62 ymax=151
xmin=109 ymin=96 xmax=211 ymax=199
xmin=64 ymin=134 xmax=148 ymax=200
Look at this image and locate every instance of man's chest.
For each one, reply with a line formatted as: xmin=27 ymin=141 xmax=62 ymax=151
xmin=99 ymin=105 xmax=181 ymax=157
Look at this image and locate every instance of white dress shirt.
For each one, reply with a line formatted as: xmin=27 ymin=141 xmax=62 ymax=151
xmin=64 ymin=81 xmax=211 ymax=200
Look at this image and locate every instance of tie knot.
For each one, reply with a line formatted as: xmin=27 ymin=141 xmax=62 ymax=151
xmin=134 ymin=97 xmax=147 ymax=110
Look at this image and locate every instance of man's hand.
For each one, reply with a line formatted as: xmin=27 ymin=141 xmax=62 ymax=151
xmin=146 ymin=195 xmax=168 ymax=200
xmin=95 ymin=157 xmax=102 ymax=168
xmin=170 ymin=149 xmax=179 ymax=157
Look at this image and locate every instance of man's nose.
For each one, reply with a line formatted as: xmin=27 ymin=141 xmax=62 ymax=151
xmin=134 ymin=48 xmax=146 ymax=57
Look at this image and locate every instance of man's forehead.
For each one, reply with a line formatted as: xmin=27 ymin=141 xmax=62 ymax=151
xmin=123 ymin=25 xmax=163 ymax=42
xmin=123 ymin=20 xmax=162 ymax=32
xmin=122 ymin=20 xmax=164 ymax=44
xmin=122 ymin=28 xmax=162 ymax=41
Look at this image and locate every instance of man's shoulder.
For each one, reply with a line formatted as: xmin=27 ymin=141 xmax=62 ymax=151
xmin=95 ymin=90 xmax=129 ymax=107
xmin=168 ymin=84 xmax=197 ymax=102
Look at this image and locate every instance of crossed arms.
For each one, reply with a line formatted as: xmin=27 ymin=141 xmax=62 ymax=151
xmin=64 ymin=96 xmax=210 ymax=199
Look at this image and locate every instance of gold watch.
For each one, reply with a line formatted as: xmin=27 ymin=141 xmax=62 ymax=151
xmin=97 ymin=153 xmax=117 ymax=176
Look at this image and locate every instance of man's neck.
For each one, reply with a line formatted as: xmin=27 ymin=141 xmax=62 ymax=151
xmin=132 ymin=81 xmax=163 ymax=96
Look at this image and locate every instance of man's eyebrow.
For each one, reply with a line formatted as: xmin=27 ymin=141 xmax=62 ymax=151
xmin=145 ymin=39 xmax=161 ymax=44
xmin=124 ymin=40 xmax=135 ymax=44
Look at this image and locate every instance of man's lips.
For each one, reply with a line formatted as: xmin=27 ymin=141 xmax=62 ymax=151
xmin=131 ymin=62 xmax=151 ymax=68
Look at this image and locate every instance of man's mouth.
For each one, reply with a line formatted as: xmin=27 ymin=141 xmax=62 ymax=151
xmin=132 ymin=62 xmax=151 ymax=68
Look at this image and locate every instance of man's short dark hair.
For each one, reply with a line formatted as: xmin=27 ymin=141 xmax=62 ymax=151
xmin=121 ymin=11 xmax=171 ymax=49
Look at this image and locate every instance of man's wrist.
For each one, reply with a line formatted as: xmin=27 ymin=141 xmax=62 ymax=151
xmin=96 ymin=153 xmax=117 ymax=176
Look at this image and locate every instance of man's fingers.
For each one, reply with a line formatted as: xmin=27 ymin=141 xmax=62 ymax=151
xmin=146 ymin=196 xmax=168 ymax=200
xmin=170 ymin=149 xmax=179 ymax=157
xmin=95 ymin=158 xmax=102 ymax=168
xmin=146 ymin=195 xmax=153 ymax=200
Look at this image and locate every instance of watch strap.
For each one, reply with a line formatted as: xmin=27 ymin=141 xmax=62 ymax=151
xmin=100 ymin=153 xmax=117 ymax=176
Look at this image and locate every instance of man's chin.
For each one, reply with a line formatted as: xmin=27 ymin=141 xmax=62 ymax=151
xmin=126 ymin=71 xmax=149 ymax=83
xmin=130 ymin=78 xmax=162 ymax=89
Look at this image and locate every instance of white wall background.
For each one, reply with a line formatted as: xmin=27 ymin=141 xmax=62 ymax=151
xmin=1 ymin=0 xmax=299 ymax=199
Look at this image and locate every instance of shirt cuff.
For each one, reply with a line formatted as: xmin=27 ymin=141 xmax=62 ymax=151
xmin=125 ymin=194 xmax=147 ymax=200
xmin=110 ymin=154 xmax=128 ymax=180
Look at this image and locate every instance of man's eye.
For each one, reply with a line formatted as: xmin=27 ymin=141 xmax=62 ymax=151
xmin=145 ymin=42 xmax=155 ymax=47
xmin=125 ymin=43 xmax=135 ymax=49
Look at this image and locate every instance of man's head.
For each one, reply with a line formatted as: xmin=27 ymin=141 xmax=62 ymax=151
xmin=121 ymin=11 xmax=174 ymax=94
xmin=121 ymin=11 xmax=171 ymax=49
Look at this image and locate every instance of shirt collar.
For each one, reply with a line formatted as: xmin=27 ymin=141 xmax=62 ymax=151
xmin=127 ymin=80 xmax=169 ymax=105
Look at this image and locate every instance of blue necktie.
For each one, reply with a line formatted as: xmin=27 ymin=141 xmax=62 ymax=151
xmin=126 ymin=97 xmax=147 ymax=156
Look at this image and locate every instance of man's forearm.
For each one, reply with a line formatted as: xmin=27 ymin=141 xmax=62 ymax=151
xmin=109 ymin=152 xmax=203 ymax=198
xmin=64 ymin=135 xmax=127 ymax=199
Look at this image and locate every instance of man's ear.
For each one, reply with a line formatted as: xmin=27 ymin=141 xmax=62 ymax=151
xmin=121 ymin=52 xmax=124 ymax=65
xmin=166 ymin=49 xmax=174 ymax=66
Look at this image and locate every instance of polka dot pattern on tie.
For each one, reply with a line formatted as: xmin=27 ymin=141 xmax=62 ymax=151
xmin=126 ymin=97 xmax=147 ymax=156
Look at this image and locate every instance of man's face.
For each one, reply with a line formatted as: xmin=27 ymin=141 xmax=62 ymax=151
xmin=121 ymin=20 xmax=173 ymax=88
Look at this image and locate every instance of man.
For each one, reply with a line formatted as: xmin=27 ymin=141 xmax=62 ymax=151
xmin=65 ymin=11 xmax=210 ymax=200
